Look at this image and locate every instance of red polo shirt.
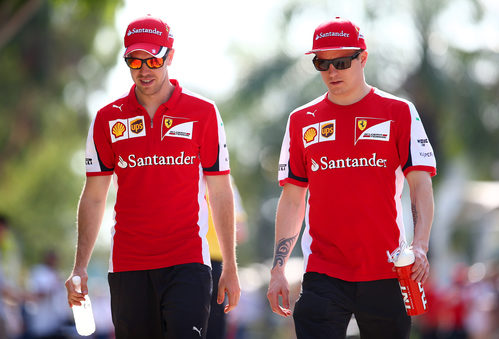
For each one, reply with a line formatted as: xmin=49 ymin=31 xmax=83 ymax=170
xmin=278 ymin=87 xmax=436 ymax=281
xmin=85 ymin=80 xmax=230 ymax=272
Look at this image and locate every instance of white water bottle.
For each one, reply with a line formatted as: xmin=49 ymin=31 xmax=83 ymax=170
xmin=71 ymin=276 xmax=96 ymax=336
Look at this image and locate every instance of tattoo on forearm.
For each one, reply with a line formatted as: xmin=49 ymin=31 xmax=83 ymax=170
xmin=412 ymin=203 xmax=418 ymax=226
xmin=272 ymin=234 xmax=298 ymax=269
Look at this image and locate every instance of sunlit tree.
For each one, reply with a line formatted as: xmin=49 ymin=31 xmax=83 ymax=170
xmin=0 ymin=0 xmax=123 ymax=266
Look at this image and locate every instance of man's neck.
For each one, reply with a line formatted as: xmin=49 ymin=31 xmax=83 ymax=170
xmin=136 ymin=81 xmax=175 ymax=118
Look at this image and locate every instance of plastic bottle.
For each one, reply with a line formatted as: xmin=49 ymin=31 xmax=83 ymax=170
xmin=394 ymin=247 xmax=428 ymax=316
xmin=71 ymin=276 xmax=96 ymax=336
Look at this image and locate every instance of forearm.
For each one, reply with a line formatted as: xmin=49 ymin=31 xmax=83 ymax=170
xmin=410 ymin=176 xmax=434 ymax=252
xmin=207 ymin=176 xmax=237 ymax=269
xmin=267 ymin=184 xmax=306 ymax=317
xmin=72 ymin=176 xmax=111 ymax=274
xmin=406 ymin=171 xmax=434 ymax=283
xmin=271 ymin=184 xmax=306 ymax=272
xmin=73 ymin=196 xmax=106 ymax=272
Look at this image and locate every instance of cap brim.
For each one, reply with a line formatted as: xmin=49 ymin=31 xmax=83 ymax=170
xmin=124 ymin=44 xmax=168 ymax=58
xmin=305 ymin=47 xmax=361 ymax=55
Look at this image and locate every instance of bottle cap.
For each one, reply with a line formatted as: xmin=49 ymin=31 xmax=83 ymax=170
xmin=394 ymin=247 xmax=415 ymax=267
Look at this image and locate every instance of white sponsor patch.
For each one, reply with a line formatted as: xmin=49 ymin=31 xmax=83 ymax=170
xmin=109 ymin=119 xmax=129 ymax=143
xmin=162 ymin=121 xmax=194 ymax=140
xmin=302 ymin=119 xmax=336 ymax=148
xmin=355 ymin=118 xmax=391 ymax=145
xmin=128 ymin=117 xmax=146 ymax=138
xmin=109 ymin=116 xmax=146 ymax=143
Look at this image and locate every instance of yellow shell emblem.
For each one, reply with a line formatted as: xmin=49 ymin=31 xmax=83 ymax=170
xmin=304 ymin=127 xmax=317 ymax=143
xmin=112 ymin=122 xmax=126 ymax=138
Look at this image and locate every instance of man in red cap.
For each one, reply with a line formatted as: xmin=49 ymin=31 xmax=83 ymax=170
xmin=267 ymin=17 xmax=436 ymax=338
xmin=65 ymin=15 xmax=240 ymax=338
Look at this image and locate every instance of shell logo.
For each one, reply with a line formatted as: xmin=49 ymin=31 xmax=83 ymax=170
xmin=112 ymin=122 xmax=126 ymax=138
xmin=304 ymin=127 xmax=317 ymax=143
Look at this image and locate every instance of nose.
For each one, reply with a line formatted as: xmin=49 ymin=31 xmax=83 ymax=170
xmin=327 ymin=63 xmax=339 ymax=74
xmin=137 ymin=63 xmax=151 ymax=74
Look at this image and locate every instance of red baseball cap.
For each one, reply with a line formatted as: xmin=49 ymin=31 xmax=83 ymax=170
xmin=124 ymin=15 xmax=174 ymax=57
xmin=306 ymin=17 xmax=366 ymax=54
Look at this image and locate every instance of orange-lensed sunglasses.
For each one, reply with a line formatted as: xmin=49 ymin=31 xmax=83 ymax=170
xmin=124 ymin=54 xmax=167 ymax=70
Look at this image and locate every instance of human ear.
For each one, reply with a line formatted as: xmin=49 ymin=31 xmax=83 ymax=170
xmin=166 ymin=49 xmax=175 ymax=66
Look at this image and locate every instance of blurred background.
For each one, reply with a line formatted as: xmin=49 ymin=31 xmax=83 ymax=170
xmin=0 ymin=0 xmax=498 ymax=338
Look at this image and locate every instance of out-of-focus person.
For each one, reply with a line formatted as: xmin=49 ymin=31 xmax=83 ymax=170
xmin=25 ymin=250 xmax=69 ymax=339
xmin=0 ymin=214 xmax=24 ymax=339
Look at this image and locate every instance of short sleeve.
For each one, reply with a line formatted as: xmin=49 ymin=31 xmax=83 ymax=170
xmin=278 ymin=114 xmax=309 ymax=187
xmin=201 ymin=104 xmax=230 ymax=175
xmin=85 ymin=113 xmax=114 ymax=176
xmin=400 ymin=102 xmax=436 ymax=176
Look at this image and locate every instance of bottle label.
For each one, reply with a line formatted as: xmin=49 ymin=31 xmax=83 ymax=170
xmin=388 ymin=244 xmax=428 ymax=316
xmin=397 ymin=274 xmax=428 ymax=315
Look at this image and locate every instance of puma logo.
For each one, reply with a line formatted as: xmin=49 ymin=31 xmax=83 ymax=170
xmin=113 ymin=104 xmax=123 ymax=111
xmin=192 ymin=326 xmax=202 ymax=336
xmin=306 ymin=110 xmax=316 ymax=117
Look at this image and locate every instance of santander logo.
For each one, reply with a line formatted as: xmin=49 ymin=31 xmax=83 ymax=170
xmin=127 ymin=27 xmax=163 ymax=36
xmin=118 ymin=152 xmax=197 ymax=169
xmin=315 ymin=31 xmax=350 ymax=40
xmin=315 ymin=153 xmax=388 ymax=171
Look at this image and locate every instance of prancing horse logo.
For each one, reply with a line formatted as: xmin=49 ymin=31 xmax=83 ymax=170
xmin=164 ymin=118 xmax=173 ymax=129
xmin=358 ymin=119 xmax=367 ymax=131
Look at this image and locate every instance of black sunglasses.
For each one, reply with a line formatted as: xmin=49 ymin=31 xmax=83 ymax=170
xmin=312 ymin=50 xmax=362 ymax=71
xmin=124 ymin=51 xmax=169 ymax=70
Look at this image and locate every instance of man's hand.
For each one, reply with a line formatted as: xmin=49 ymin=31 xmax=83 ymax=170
xmin=411 ymin=244 xmax=429 ymax=283
xmin=267 ymin=269 xmax=292 ymax=317
xmin=65 ymin=271 xmax=88 ymax=308
xmin=217 ymin=265 xmax=240 ymax=313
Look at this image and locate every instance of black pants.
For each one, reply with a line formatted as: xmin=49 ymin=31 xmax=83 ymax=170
xmin=108 ymin=263 xmax=212 ymax=339
xmin=207 ymin=260 xmax=226 ymax=339
xmin=293 ymin=272 xmax=411 ymax=339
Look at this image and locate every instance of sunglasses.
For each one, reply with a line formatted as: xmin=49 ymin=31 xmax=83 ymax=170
xmin=312 ymin=50 xmax=362 ymax=71
xmin=124 ymin=53 xmax=168 ymax=70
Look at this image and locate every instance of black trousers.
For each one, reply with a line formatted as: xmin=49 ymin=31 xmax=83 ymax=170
xmin=108 ymin=263 xmax=212 ymax=339
xmin=293 ymin=272 xmax=411 ymax=339
xmin=207 ymin=260 xmax=226 ymax=339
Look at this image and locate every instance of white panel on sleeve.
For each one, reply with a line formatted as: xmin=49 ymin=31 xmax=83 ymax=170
xmin=278 ymin=116 xmax=292 ymax=181
xmin=407 ymin=103 xmax=436 ymax=168
xmin=85 ymin=117 xmax=102 ymax=173
xmin=214 ymin=105 xmax=230 ymax=172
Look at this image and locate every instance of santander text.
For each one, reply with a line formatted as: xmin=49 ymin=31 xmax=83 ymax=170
xmin=319 ymin=153 xmax=387 ymax=170
xmin=127 ymin=152 xmax=196 ymax=168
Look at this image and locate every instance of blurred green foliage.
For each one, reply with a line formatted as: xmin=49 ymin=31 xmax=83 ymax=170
xmin=0 ymin=0 xmax=123 ymax=267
